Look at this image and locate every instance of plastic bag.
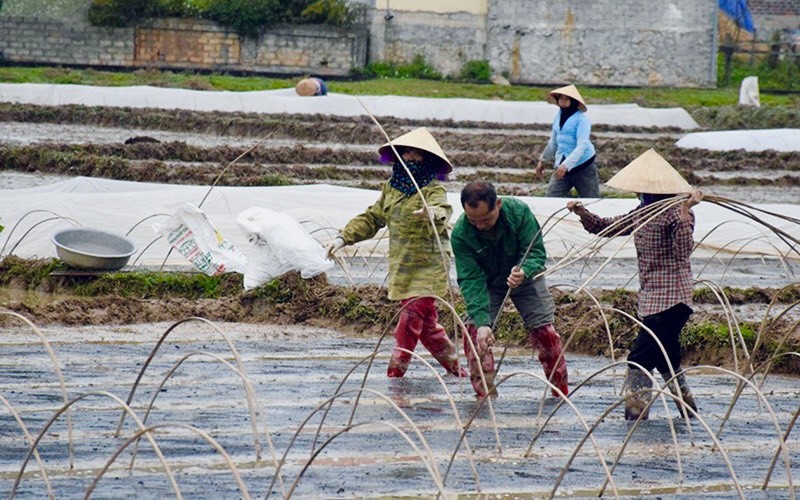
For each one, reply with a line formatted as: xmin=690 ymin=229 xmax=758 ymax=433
xmin=236 ymin=207 xmax=333 ymax=290
xmin=739 ymin=76 xmax=760 ymax=107
xmin=159 ymin=203 xmax=248 ymax=275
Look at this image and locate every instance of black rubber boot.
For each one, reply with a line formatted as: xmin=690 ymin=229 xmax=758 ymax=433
xmin=623 ymin=367 xmax=653 ymax=421
xmin=661 ymin=370 xmax=697 ymax=418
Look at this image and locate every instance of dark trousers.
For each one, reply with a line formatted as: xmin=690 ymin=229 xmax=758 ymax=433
xmin=545 ymin=160 xmax=600 ymax=198
xmin=627 ymin=303 xmax=693 ymax=374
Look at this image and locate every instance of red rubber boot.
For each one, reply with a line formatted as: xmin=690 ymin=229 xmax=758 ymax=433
xmin=464 ymin=325 xmax=497 ymax=398
xmin=529 ymin=323 xmax=569 ymax=397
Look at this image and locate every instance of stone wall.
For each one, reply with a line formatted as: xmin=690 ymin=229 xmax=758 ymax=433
xmin=0 ymin=16 xmax=134 ymax=67
xmin=136 ymin=19 xmax=241 ymax=67
xmin=485 ymin=0 xmax=718 ymax=88
xmin=750 ymin=0 xmax=800 ymax=16
xmin=0 ymin=11 xmax=367 ymax=76
xmin=242 ymin=25 xmax=368 ymax=76
xmin=1 ymin=0 xmax=720 ymax=87
xmin=364 ymin=0 xmax=717 ymax=87
xmin=749 ymin=0 xmax=800 ymax=35
xmin=367 ymin=10 xmax=487 ymax=77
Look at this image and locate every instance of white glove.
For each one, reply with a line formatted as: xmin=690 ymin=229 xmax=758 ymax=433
xmin=326 ymin=237 xmax=345 ymax=259
xmin=476 ymin=326 xmax=495 ymax=356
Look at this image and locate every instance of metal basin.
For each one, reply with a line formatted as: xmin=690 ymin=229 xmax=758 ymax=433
xmin=51 ymin=228 xmax=137 ymax=271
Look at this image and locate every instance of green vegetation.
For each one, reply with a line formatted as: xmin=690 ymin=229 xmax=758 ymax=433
xmin=682 ymin=321 xmax=757 ymax=349
xmin=88 ymin=0 xmax=152 ymax=27
xmin=300 ymin=0 xmax=365 ymax=27
xmin=78 ymin=271 xmax=242 ymax=298
xmin=459 ymin=60 xmax=493 ymax=83
xmin=203 ymin=0 xmax=282 ymax=38
xmin=719 ymin=51 xmax=799 ymax=91
xmin=1 ymin=63 xmax=798 ymax=110
xmin=356 ymin=55 xmax=443 ymax=81
xmin=87 ymin=0 xmax=361 ymax=35
xmin=260 ymin=173 xmax=293 ymax=186
xmin=0 ymin=257 xmax=64 ymax=289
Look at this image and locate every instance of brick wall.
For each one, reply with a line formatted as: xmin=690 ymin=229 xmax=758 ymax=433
xmin=747 ymin=0 xmax=800 ymax=35
xmin=749 ymin=0 xmax=800 ymax=16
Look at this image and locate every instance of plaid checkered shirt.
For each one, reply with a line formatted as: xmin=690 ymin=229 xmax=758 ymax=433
xmin=577 ymin=203 xmax=695 ymax=317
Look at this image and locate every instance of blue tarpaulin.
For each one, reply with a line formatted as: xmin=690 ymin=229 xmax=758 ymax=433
xmin=719 ymin=0 xmax=755 ymax=33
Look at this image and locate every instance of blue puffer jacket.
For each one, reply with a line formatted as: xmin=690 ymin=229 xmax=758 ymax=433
xmin=539 ymin=111 xmax=596 ymax=170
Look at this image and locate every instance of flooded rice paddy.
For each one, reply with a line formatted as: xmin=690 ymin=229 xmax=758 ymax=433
xmin=0 ymin=321 xmax=797 ymax=498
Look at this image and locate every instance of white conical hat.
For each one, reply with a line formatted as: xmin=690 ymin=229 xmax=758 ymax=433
xmin=547 ymin=84 xmax=587 ymax=112
xmin=378 ymin=127 xmax=453 ymax=173
xmin=605 ymin=149 xmax=693 ymax=194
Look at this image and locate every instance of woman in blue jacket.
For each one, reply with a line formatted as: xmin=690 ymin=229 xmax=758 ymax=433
xmin=534 ymin=84 xmax=600 ymax=198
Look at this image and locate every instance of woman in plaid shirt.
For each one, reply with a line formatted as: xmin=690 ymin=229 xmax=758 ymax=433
xmin=567 ymin=149 xmax=703 ymax=420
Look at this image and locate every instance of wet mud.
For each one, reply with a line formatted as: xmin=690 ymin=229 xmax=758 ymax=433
xmin=1 ymin=257 xmax=798 ymax=376
xmin=0 ymin=322 xmax=797 ymax=498
xmin=0 ymin=106 xmax=798 ymax=201
xmin=1 ymin=100 xmax=798 ymax=498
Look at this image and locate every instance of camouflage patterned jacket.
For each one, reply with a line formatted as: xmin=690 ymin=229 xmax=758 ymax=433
xmin=340 ymin=181 xmax=452 ymax=301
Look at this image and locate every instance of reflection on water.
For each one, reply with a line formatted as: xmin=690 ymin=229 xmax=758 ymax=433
xmin=0 ymin=322 xmax=796 ymax=498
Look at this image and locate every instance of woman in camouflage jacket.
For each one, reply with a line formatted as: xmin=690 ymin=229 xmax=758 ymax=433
xmin=327 ymin=128 xmax=468 ymax=381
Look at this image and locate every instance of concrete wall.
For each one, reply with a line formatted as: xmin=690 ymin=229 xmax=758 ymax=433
xmin=364 ymin=0 xmax=717 ymax=87
xmin=485 ymin=0 xmax=718 ymax=88
xmin=368 ymin=10 xmax=487 ymax=76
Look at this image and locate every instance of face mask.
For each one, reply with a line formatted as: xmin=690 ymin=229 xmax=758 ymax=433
xmin=389 ymin=159 xmax=435 ymax=196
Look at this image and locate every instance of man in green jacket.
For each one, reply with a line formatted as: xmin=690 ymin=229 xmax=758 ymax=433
xmin=451 ymin=181 xmax=569 ymax=398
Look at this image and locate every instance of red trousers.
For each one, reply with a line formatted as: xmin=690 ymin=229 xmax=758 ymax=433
xmin=387 ymin=297 xmax=466 ymax=378
xmin=464 ymin=323 xmax=569 ymax=398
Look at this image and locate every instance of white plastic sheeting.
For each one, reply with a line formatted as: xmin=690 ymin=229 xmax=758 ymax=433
xmin=676 ymin=128 xmax=800 ymax=152
xmin=1 ymin=178 xmax=796 ymax=268
xmin=0 ymin=83 xmax=701 ymax=129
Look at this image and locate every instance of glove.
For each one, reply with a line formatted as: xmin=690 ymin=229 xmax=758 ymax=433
xmin=326 ymin=237 xmax=345 ymax=259
xmin=476 ymin=326 xmax=495 ymax=356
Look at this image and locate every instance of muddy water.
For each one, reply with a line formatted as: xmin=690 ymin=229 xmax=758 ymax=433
xmin=0 ymin=322 xmax=796 ymax=498
xmin=329 ymin=255 xmax=800 ymax=292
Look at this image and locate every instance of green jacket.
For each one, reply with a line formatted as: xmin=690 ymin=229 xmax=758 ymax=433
xmin=451 ymin=197 xmax=547 ymax=327
xmin=340 ymin=181 xmax=452 ymax=301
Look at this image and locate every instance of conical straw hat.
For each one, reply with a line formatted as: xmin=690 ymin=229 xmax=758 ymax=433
xmin=547 ymin=84 xmax=587 ymax=112
xmin=605 ymin=149 xmax=693 ymax=194
xmin=379 ymin=127 xmax=453 ymax=173
xmin=295 ymin=78 xmax=320 ymax=96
